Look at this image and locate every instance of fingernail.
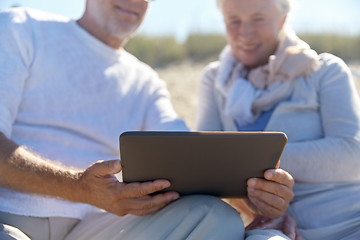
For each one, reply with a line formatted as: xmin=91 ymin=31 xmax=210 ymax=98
xmin=114 ymin=160 xmax=121 ymax=169
xmin=171 ymin=193 xmax=180 ymax=200
xmin=265 ymin=171 xmax=273 ymax=179
xmin=248 ymin=187 xmax=255 ymax=193
xmin=162 ymin=181 xmax=171 ymax=188
xmin=248 ymin=178 xmax=256 ymax=187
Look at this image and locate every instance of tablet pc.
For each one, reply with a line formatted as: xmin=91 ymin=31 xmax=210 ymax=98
xmin=119 ymin=131 xmax=287 ymax=198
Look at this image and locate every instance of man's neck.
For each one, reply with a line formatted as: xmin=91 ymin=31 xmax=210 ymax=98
xmin=76 ymin=17 xmax=124 ymax=50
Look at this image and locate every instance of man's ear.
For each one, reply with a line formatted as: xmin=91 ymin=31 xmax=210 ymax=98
xmin=280 ymin=14 xmax=287 ymax=28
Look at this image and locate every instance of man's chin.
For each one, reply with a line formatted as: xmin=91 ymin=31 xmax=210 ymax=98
xmin=111 ymin=25 xmax=139 ymax=40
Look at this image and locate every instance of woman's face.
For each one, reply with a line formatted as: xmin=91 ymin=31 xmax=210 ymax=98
xmin=221 ymin=0 xmax=286 ymax=68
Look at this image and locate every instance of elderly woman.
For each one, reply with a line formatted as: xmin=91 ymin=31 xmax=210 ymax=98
xmin=197 ymin=0 xmax=360 ymax=239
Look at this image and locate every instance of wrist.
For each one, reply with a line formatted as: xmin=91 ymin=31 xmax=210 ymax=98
xmin=63 ymin=169 xmax=88 ymax=203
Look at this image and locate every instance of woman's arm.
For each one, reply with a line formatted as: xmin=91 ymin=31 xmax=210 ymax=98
xmin=280 ymin=55 xmax=360 ymax=183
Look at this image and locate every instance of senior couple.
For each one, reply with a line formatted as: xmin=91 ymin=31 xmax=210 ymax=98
xmin=1 ymin=0 xmax=359 ymax=239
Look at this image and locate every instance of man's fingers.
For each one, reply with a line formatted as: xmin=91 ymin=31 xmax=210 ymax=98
xmin=89 ymin=160 xmax=122 ymax=176
xmin=122 ymin=180 xmax=173 ymax=198
xmin=81 ymin=161 xmax=180 ymax=217
xmin=120 ymin=191 xmax=179 ymax=216
xmin=126 ymin=192 xmax=179 ymax=216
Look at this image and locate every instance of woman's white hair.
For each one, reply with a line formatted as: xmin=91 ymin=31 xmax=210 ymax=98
xmin=217 ymin=0 xmax=293 ymax=15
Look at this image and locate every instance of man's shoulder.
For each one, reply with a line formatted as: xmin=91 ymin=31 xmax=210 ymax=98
xmin=0 ymin=7 xmax=69 ymax=24
xmin=121 ymin=50 xmax=158 ymax=78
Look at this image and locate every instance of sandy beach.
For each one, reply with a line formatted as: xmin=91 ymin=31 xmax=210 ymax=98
xmin=156 ymin=61 xmax=208 ymax=130
xmin=157 ymin=61 xmax=360 ymax=130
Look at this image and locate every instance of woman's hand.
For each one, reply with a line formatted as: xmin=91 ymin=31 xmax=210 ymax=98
xmin=246 ymin=168 xmax=294 ymax=218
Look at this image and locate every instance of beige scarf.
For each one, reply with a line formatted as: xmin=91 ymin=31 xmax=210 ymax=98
xmin=216 ymin=29 xmax=321 ymax=126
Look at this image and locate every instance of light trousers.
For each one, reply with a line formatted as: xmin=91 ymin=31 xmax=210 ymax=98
xmin=0 ymin=195 xmax=289 ymax=240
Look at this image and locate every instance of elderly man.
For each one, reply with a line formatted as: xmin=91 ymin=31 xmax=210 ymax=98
xmin=0 ymin=0 xmax=295 ymax=239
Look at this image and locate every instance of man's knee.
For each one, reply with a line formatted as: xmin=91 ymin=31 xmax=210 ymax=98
xmin=0 ymin=224 xmax=30 ymax=240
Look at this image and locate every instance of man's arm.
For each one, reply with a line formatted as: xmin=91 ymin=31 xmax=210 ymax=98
xmin=0 ymin=132 xmax=179 ymax=216
xmin=0 ymin=132 xmax=81 ymax=199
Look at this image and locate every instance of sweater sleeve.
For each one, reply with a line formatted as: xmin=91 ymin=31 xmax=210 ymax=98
xmin=0 ymin=9 xmax=33 ymax=137
xmin=280 ymin=55 xmax=360 ymax=183
xmin=142 ymin=71 xmax=188 ymax=132
xmin=196 ymin=62 xmax=224 ymax=131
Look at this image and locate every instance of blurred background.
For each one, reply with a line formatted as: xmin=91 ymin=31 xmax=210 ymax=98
xmin=1 ymin=0 xmax=359 ymax=129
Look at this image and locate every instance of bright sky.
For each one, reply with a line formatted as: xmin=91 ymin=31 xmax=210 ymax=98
xmin=1 ymin=0 xmax=359 ymax=42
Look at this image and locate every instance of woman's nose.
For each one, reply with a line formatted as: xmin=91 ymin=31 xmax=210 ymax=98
xmin=238 ymin=22 xmax=254 ymax=39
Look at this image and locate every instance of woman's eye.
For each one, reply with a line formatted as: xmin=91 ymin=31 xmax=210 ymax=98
xmin=230 ymin=20 xmax=241 ymax=25
xmin=254 ymin=17 xmax=264 ymax=22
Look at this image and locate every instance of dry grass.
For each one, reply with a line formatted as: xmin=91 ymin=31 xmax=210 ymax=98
xmin=156 ymin=61 xmax=208 ymax=130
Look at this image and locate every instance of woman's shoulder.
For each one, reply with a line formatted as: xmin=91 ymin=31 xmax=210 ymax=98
xmin=201 ymin=61 xmax=221 ymax=83
xmin=308 ymin=53 xmax=352 ymax=84
xmin=204 ymin=61 xmax=221 ymax=73
xmin=318 ymin=53 xmax=349 ymax=72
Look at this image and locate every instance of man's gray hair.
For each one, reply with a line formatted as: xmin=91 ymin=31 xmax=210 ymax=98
xmin=217 ymin=0 xmax=292 ymax=15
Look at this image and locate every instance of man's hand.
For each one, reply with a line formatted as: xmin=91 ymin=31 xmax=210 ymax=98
xmin=246 ymin=168 xmax=294 ymax=219
xmin=0 ymin=133 xmax=178 ymax=216
xmin=76 ymin=160 xmax=180 ymax=216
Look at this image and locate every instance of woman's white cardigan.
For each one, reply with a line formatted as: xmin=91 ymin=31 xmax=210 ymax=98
xmin=197 ymin=53 xmax=360 ymax=239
